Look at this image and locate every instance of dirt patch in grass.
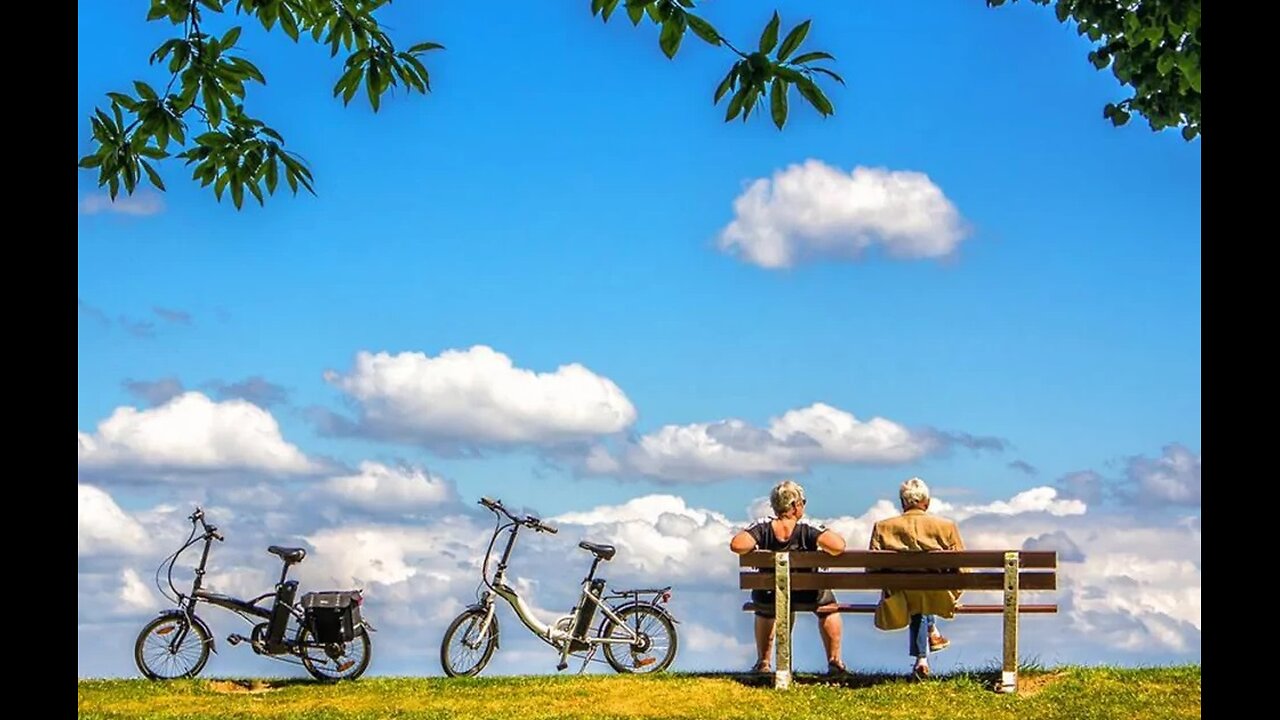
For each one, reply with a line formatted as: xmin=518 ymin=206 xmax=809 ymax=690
xmin=208 ymin=679 xmax=280 ymax=694
xmin=1016 ymin=672 xmax=1065 ymax=696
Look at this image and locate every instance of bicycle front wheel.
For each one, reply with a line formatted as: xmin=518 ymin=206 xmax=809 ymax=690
xmin=602 ymin=605 xmax=677 ymax=674
xmin=134 ymin=613 xmax=211 ymax=680
xmin=440 ymin=608 xmax=499 ymax=677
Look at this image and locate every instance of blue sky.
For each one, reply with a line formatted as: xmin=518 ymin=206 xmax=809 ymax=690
xmin=78 ymin=1 xmax=1200 ymax=678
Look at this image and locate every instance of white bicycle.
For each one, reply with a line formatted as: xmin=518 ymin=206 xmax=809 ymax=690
xmin=439 ymin=496 xmax=679 ymax=676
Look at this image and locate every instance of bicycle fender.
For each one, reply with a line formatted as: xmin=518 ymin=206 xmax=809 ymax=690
xmin=158 ymin=609 xmax=218 ymax=654
xmin=599 ymin=601 xmax=681 ymax=631
xmin=464 ymin=602 xmax=501 ymax=649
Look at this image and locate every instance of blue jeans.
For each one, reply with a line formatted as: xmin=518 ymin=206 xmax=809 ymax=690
xmin=909 ymin=614 xmax=937 ymax=658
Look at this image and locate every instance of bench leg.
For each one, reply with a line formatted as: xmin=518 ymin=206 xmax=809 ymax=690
xmin=999 ymin=550 xmax=1019 ymax=694
xmin=774 ymin=551 xmax=791 ymax=690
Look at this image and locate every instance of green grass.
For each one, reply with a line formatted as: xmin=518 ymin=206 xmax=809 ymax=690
xmin=78 ymin=666 xmax=1200 ymax=720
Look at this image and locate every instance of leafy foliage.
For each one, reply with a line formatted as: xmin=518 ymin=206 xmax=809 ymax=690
xmin=78 ymin=0 xmax=442 ymax=208
xmin=988 ymin=0 xmax=1201 ymax=140
xmin=591 ymin=1 xmax=843 ymax=130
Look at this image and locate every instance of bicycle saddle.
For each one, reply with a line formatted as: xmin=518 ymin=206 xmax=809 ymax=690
xmin=578 ymin=541 xmax=616 ymax=561
xmin=267 ymin=545 xmax=307 ymax=564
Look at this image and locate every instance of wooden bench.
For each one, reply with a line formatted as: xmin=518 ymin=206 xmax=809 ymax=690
xmin=738 ymin=550 xmax=1058 ymax=693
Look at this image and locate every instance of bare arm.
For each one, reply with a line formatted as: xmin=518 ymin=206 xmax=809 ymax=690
xmin=817 ymin=529 xmax=846 ymax=556
xmin=730 ymin=529 xmax=758 ymax=555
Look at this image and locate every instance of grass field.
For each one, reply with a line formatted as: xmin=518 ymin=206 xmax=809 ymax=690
xmin=78 ymin=665 xmax=1201 ymax=720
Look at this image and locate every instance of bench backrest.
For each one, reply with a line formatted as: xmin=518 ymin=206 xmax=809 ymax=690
xmin=738 ymin=550 xmax=1058 ymax=591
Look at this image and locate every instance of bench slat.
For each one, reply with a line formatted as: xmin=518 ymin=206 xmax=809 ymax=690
xmin=739 ymin=571 xmax=1057 ymax=591
xmin=741 ymin=602 xmax=1059 ymax=614
xmin=738 ymin=550 xmax=1057 ymax=570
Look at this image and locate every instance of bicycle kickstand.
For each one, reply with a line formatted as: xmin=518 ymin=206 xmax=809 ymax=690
xmin=577 ymin=646 xmax=599 ymax=675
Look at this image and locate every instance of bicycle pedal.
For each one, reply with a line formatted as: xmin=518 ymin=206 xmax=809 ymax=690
xmin=556 ymin=661 xmax=568 ymax=671
xmin=634 ymin=657 xmax=656 ymax=667
xmin=227 ymin=634 xmax=245 ymax=646
xmin=336 ymin=660 xmax=355 ymax=673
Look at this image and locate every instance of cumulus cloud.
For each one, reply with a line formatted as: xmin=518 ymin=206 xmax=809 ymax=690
xmin=78 ymin=484 xmax=152 ymax=556
xmin=933 ymin=486 xmax=1087 ymax=522
xmin=717 ymin=160 xmax=971 ymax=268
xmin=78 ymin=191 xmax=165 ymax=216
xmin=1057 ymin=470 xmax=1104 ymax=505
xmin=1123 ymin=444 xmax=1200 ymax=507
xmin=580 ymin=403 xmax=946 ymax=483
xmin=322 ymin=346 xmax=637 ymax=448
xmin=1023 ymin=530 xmax=1086 ymax=562
xmin=122 ymin=376 xmax=186 ymax=406
xmin=77 ymin=391 xmax=319 ymax=480
xmin=77 ymin=479 xmax=1198 ymax=678
xmin=316 ymin=462 xmax=453 ymax=516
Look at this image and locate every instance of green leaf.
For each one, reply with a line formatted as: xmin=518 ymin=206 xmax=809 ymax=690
xmin=795 ymin=77 xmax=833 ymax=116
xmin=106 ymin=92 xmax=137 ymax=111
xmin=713 ymin=63 xmax=738 ymax=103
xmin=232 ymin=57 xmax=267 ymax=84
xmin=626 ymin=3 xmax=644 ymax=25
xmin=140 ymin=160 xmax=166 ymax=191
xmin=78 ymin=154 xmax=103 ymax=169
xmin=741 ymin=86 xmax=759 ymax=121
xmin=1157 ymin=53 xmax=1175 ymax=75
xmin=659 ymin=13 xmax=686 ymax=59
xmin=134 ymin=81 xmax=158 ymax=101
xmin=204 ymin=84 xmax=223 ymax=127
xmin=776 ymin=20 xmax=810 ymax=62
xmin=280 ymin=7 xmax=301 ymax=41
xmin=725 ymin=85 xmax=748 ymax=121
xmin=770 ymin=79 xmax=788 ymax=129
xmin=1055 ymin=1 xmax=1070 ymax=23
xmin=810 ymin=66 xmax=845 ymax=85
xmin=759 ymin=11 xmax=780 ymax=54
xmin=1181 ymin=125 xmax=1197 ymax=141
xmin=367 ymin=63 xmax=381 ymax=111
xmin=592 ymin=0 xmax=605 ymax=16
xmin=408 ymin=41 xmax=445 ymax=53
xmin=790 ymin=51 xmax=834 ymax=65
xmin=1111 ymin=107 xmax=1130 ymax=126
xmin=246 ymin=179 xmax=265 ymax=206
xmin=265 ymin=157 xmax=279 ymax=194
xmin=231 ymin=178 xmax=244 ymax=209
xmin=686 ymin=14 xmax=720 ymax=46
xmin=221 ymin=26 xmax=242 ymax=48
xmin=138 ymin=146 xmax=168 ymax=160
xmin=602 ymin=0 xmax=622 ymax=22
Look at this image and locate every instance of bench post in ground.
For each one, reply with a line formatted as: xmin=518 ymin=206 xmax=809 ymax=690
xmin=774 ymin=551 xmax=791 ymax=690
xmin=999 ymin=550 xmax=1019 ymax=694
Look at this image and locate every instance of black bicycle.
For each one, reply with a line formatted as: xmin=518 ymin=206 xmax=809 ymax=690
xmin=133 ymin=507 xmax=374 ymax=681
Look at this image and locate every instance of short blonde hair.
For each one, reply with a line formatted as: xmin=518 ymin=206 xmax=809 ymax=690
xmin=770 ymin=480 xmax=806 ymax=516
xmin=899 ymin=476 xmax=930 ymax=510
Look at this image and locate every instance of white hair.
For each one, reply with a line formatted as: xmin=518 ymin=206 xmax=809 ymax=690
xmin=899 ymin=476 xmax=930 ymax=510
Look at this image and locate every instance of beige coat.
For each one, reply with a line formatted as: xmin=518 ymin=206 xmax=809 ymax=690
xmin=868 ymin=508 xmax=965 ymax=631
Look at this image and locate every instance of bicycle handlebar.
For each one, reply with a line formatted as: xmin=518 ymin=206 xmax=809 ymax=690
xmin=478 ymin=497 xmax=556 ymax=533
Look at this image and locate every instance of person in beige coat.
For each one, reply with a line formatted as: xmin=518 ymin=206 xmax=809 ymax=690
xmin=868 ymin=476 xmax=964 ymax=678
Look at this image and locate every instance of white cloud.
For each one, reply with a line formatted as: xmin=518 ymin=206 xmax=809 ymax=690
xmin=79 ymin=191 xmax=165 ymax=216
xmin=585 ymin=403 xmax=936 ymax=483
xmin=77 ymin=479 xmax=1199 ymax=677
xmin=316 ymin=461 xmax=453 ymax=515
xmin=934 ymin=486 xmax=1088 ymax=522
xmin=324 ymin=346 xmax=637 ymax=447
xmin=78 ymin=484 xmax=152 ymax=556
xmin=77 ymin=392 xmax=318 ymax=480
xmin=718 ymin=160 xmax=970 ymax=268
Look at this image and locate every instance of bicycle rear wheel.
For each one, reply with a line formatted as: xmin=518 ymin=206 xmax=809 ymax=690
xmin=601 ymin=605 xmax=677 ymax=674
